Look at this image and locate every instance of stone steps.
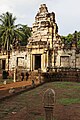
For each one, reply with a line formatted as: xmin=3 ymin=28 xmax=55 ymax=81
xmin=28 ymin=71 xmax=39 ymax=82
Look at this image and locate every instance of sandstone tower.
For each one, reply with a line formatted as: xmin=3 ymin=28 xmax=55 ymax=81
xmin=27 ymin=4 xmax=63 ymax=72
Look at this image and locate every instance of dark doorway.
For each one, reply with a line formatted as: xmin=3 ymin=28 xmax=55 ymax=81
xmin=2 ymin=60 xmax=6 ymax=70
xmin=35 ymin=55 xmax=41 ymax=70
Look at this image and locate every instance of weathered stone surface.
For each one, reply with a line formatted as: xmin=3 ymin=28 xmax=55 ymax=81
xmin=44 ymin=89 xmax=55 ymax=120
xmin=9 ymin=87 xmax=15 ymax=94
xmin=2 ymin=4 xmax=80 ymax=72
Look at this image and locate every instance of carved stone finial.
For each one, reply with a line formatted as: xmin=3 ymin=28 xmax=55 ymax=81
xmin=44 ymin=88 xmax=55 ymax=107
xmin=39 ymin=4 xmax=48 ymax=13
xmin=43 ymin=89 xmax=55 ymax=120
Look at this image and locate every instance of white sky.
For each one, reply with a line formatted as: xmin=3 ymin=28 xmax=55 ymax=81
xmin=0 ymin=0 xmax=80 ymax=35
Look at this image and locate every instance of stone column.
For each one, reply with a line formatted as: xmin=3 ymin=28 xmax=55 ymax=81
xmin=47 ymin=51 xmax=49 ymax=67
xmin=33 ymin=55 xmax=35 ymax=70
xmin=13 ymin=67 xmax=16 ymax=82
xmin=49 ymin=27 xmax=53 ymax=49
xmin=71 ymin=49 xmax=76 ymax=68
xmin=43 ymin=53 xmax=46 ymax=69
xmin=44 ymin=89 xmax=55 ymax=120
xmin=53 ymin=24 xmax=56 ymax=40
xmin=26 ymin=53 xmax=30 ymax=70
xmin=30 ymin=54 xmax=33 ymax=71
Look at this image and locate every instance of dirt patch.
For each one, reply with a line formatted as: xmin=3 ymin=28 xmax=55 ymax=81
xmin=0 ymin=82 xmax=80 ymax=120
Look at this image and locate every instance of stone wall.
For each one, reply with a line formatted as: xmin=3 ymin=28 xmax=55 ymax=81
xmin=4 ymin=4 xmax=80 ymax=72
xmin=9 ymin=51 xmax=27 ymax=70
xmin=42 ymin=70 xmax=80 ymax=82
xmin=56 ymin=49 xmax=80 ymax=68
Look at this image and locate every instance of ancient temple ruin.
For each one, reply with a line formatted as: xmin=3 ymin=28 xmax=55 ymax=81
xmin=26 ymin=4 xmax=80 ymax=72
xmin=0 ymin=4 xmax=80 ymax=72
xmin=26 ymin=4 xmax=63 ymax=72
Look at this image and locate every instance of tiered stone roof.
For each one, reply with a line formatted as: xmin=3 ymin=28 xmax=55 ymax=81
xmin=28 ymin=4 xmax=63 ymax=50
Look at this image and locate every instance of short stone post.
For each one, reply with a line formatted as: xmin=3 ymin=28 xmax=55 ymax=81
xmin=13 ymin=68 xmax=16 ymax=82
xmin=43 ymin=89 xmax=55 ymax=120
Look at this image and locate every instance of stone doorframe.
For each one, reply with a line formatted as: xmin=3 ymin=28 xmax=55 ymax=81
xmin=31 ymin=54 xmax=41 ymax=71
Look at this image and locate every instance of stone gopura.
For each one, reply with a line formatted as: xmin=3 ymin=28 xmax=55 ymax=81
xmin=27 ymin=4 xmax=63 ymax=72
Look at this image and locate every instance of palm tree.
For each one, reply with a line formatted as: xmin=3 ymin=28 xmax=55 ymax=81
xmin=0 ymin=12 xmax=23 ymax=70
xmin=19 ymin=25 xmax=31 ymax=46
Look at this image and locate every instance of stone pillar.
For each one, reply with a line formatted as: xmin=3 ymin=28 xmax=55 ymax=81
xmin=44 ymin=89 xmax=55 ymax=120
xmin=49 ymin=27 xmax=53 ymax=49
xmin=26 ymin=53 xmax=30 ymax=70
xmin=13 ymin=68 xmax=16 ymax=82
xmin=41 ymin=54 xmax=43 ymax=71
xmin=53 ymin=24 xmax=56 ymax=40
xmin=47 ymin=51 xmax=49 ymax=67
xmin=43 ymin=53 xmax=45 ymax=68
xmin=33 ymin=55 xmax=35 ymax=70
xmin=43 ymin=53 xmax=46 ymax=69
xmin=43 ymin=52 xmax=47 ymax=72
xmin=45 ymin=53 xmax=47 ymax=68
xmin=71 ymin=50 xmax=76 ymax=68
xmin=30 ymin=54 xmax=33 ymax=71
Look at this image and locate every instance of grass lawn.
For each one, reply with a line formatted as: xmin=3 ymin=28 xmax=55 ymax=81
xmin=0 ymin=81 xmax=80 ymax=120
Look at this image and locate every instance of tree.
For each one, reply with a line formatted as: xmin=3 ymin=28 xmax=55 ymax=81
xmin=0 ymin=12 xmax=23 ymax=51
xmin=0 ymin=12 xmax=24 ymax=70
xmin=19 ymin=25 xmax=31 ymax=46
xmin=61 ymin=31 xmax=80 ymax=48
xmin=77 ymin=31 xmax=80 ymax=48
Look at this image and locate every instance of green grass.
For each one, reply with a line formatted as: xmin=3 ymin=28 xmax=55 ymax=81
xmin=0 ymin=81 xmax=80 ymax=120
xmin=36 ymin=117 xmax=45 ymax=120
xmin=53 ymin=81 xmax=80 ymax=89
xmin=58 ymin=98 xmax=80 ymax=105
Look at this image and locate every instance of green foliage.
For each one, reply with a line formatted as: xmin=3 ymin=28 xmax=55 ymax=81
xmin=0 ymin=12 xmax=18 ymax=50
xmin=77 ymin=31 xmax=80 ymax=47
xmin=66 ymin=34 xmax=73 ymax=43
xmin=62 ymin=31 xmax=80 ymax=48
xmin=19 ymin=25 xmax=31 ymax=46
xmin=0 ymin=12 xmax=31 ymax=51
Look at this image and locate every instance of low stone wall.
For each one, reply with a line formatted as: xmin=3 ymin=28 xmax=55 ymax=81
xmin=42 ymin=71 xmax=80 ymax=82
